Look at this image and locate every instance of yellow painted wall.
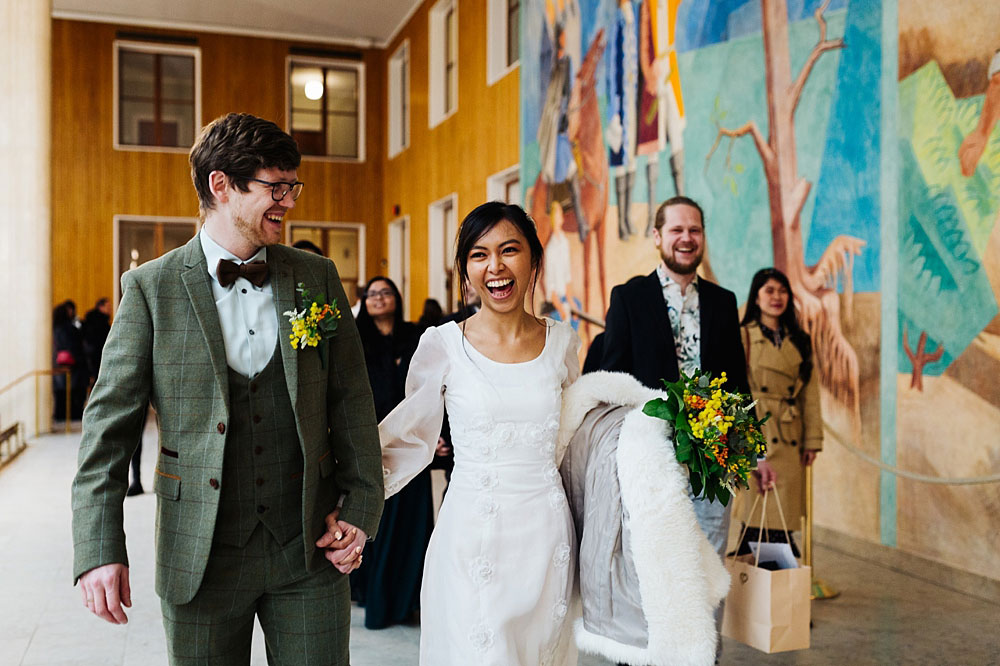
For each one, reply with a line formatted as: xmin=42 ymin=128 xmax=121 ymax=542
xmin=381 ymin=0 xmax=521 ymax=315
xmin=51 ymin=19 xmax=385 ymax=311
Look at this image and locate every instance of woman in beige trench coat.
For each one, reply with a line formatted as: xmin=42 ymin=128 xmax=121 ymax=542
xmin=734 ymin=268 xmax=822 ymax=551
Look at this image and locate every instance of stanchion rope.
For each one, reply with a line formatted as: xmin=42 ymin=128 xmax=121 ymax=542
xmin=823 ymin=424 xmax=1000 ymax=485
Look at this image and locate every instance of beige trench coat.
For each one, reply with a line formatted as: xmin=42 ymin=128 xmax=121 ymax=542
xmin=734 ymin=322 xmax=823 ymax=530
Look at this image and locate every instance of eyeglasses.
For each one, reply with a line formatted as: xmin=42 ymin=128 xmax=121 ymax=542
xmin=248 ymin=177 xmax=305 ymax=201
xmin=365 ymin=289 xmax=394 ymax=300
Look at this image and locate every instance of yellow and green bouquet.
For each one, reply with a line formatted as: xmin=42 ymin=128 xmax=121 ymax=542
xmin=643 ymin=371 xmax=768 ymax=505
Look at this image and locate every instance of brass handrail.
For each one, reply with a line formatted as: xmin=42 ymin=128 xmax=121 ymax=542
xmin=0 ymin=369 xmax=72 ymax=436
xmin=570 ymin=309 xmax=606 ymax=329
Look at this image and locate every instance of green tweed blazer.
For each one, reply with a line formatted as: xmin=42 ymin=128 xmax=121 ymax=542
xmin=71 ymin=235 xmax=383 ymax=605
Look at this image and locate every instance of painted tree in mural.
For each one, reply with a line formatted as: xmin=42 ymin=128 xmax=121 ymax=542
xmin=706 ymin=0 xmax=864 ymax=412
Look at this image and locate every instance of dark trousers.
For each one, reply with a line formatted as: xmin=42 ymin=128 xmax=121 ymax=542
xmin=161 ymin=524 xmax=350 ymax=665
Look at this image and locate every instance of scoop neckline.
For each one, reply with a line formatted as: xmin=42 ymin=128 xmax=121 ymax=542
xmin=446 ymin=319 xmax=552 ymax=366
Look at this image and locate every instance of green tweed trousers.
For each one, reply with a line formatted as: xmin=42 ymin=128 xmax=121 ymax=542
xmin=161 ymin=524 xmax=350 ymax=666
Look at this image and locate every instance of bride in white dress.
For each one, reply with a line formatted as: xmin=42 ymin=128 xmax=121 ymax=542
xmin=379 ymin=202 xmax=580 ymax=665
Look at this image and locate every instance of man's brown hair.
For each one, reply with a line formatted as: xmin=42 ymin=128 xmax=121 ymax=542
xmin=653 ymin=195 xmax=705 ymax=230
xmin=188 ymin=113 xmax=301 ymax=216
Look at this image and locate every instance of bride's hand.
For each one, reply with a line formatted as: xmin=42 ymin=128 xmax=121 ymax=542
xmin=435 ymin=437 xmax=452 ymax=457
xmin=316 ymin=509 xmax=368 ymax=573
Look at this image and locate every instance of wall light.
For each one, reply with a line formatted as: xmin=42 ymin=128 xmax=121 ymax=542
xmin=304 ymin=79 xmax=324 ymax=100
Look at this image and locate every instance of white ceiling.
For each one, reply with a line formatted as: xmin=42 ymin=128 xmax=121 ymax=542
xmin=52 ymin=0 xmax=423 ymax=48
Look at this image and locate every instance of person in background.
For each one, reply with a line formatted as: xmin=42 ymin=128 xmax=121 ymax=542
xmin=597 ymin=195 xmax=774 ymax=661
xmin=351 ymin=276 xmax=435 ymax=629
xmin=53 ymin=300 xmax=86 ymax=421
xmin=81 ymin=298 xmax=112 ymax=388
xmin=734 ymin=267 xmax=822 ymax=554
xmin=292 ymin=239 xmax=324 ymax=255
xmin=417 ymin=298 xmax=444 ymax=331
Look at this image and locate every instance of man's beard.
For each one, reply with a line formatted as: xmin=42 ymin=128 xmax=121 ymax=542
xmin=661 ymin=245 xmax=703 ymax=275
xmin=233 ymin=209 xmax=277 ymax=248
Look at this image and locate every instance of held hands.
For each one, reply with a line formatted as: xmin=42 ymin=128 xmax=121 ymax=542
xmin=316 ymin=508 xmax=368 ymax=574
xmin=79 ymin=563 xmax=131 ymax=624
xmin=752 ymin=459 xmax=777 ymax=495
xmin=435 ymin=437 xmax=452 ymax=457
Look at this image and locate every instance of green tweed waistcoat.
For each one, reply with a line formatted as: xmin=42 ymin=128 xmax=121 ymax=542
xmin=214 ymin=345 xmax=303 ymax=548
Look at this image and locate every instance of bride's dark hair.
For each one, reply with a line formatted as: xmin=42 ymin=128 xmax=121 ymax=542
xmin=453 ymin=201 xmax=544 ymax=312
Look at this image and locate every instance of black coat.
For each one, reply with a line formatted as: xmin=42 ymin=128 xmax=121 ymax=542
xmin=596 ymin=271 xmax=751 ymax=395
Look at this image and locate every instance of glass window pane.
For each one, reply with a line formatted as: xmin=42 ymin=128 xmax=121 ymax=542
xmin=447 ymin=9 xmax=457 ymax=62
xmin=326 ymin=113 xmax=358 ymax=158
xmin=162 ymin=223 xmax=197 ymax=251
xmin=447 ymin=65 xmax=458 ymax=112
xmin=325 ymin=69 xmax=358 ymax=113
xmin=161 ymin=102 xmax=195 ymax=146
xmin=507 ymin=1 xmax=520 ymax=66
xmin=119 ymin=50 xmax=155 ymax=98
xmin=292 ymin=109 xmax=323 ymax=133
xmin=291 ymin=227 xmax=325 ymax=251
xmin=160 ymin=54 xmax=194 ymax=101
xmin=290 ymin=65 xmax=324 ymax=118
xmin=120 ymin=100 xmax=156 ymax=145
xmin=326 ymin=229 xmax=359 ymax=279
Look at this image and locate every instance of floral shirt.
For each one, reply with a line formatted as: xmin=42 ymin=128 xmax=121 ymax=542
xmin=657 ymin=263 xmax=701 ymax=376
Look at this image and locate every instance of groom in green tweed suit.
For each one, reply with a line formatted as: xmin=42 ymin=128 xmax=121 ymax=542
xmin=71 ymin=113 xmax=384 ymax=665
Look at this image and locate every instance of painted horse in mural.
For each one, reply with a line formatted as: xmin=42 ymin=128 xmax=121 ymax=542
xmin=531 ymin=29 xmax=608 ymax=337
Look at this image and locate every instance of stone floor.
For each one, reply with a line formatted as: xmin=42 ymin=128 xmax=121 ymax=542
xmin=1 ymin=427 xmax=998 ymax=665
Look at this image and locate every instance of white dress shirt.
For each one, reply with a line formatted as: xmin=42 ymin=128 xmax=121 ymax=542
xmin=200 ymin=229 xmax=278 ymax=378
xmin=656 ymin=263 xmax=701 ymax=377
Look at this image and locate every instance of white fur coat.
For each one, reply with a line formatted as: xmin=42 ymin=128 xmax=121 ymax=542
xmin=557 ymin=372 xmax=731 ymax=666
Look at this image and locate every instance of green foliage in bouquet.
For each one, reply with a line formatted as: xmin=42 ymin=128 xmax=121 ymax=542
xmin=642 ymin=371 xmax=769 ymax=505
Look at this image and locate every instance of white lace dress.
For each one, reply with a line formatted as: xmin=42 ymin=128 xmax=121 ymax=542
xmin=379 ymin=319 xmax=580 ymax=666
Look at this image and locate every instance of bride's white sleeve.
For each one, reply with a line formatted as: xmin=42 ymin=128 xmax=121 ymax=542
xmin=379 ymin=326 xmax=449 ymax=499
xmin=561 ymin=324 xmax=582 ymax=389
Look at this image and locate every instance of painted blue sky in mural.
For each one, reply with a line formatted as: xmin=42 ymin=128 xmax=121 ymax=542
xmin=521 ymin=0 xmax=882 ymax=294
xmin=676 ymin=0 xmax=848 ymax=52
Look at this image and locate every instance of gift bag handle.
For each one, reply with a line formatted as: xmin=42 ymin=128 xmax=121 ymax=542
xmin=731 ymin=484 xmax=795 ymax=569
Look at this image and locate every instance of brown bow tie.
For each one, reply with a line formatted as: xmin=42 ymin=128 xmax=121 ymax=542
xmin=216 ymin=259 xmax=269 ymax=288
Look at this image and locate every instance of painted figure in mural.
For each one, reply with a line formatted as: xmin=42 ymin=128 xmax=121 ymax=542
xmin=606 ymin=0 xmax=640 ymax=240
xmin=594 ymin=195 xmax=776 ymax=659
xmin=544 ymin=201 xmax=577 ymax=324
xmin=733 ymin=268 xmax=823 ymax=557
xmin=537 ymin=0 xmax=589 ymax=242
xmin=567 ymin=30 xmax=611 ymax=331
xmin=71 ymin=113 xmax=382 ymax=665
xmin=959 ymin=49 xmax=1000 ymax=178
xmin=637 ymin=0 xmax=687 ymax=235
xmin=380 ymin=202 xmax=580 ymax=665
xmin=607 ymin=0 xmax=686 ymax=241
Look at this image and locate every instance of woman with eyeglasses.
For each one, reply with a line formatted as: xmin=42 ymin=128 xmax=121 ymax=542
xmin=734 ymin=267 xmax=823 ymax=555
xmin=379 ymin=202 xmax=580 ymax=664
xmin=350 ymin=276 xmax=434 ymax=629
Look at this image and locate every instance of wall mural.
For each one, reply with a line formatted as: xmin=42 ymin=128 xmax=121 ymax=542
xmin=896 ymin=0 xmax=1000 ymax=580
xmin=523 ymin=0 xmax=999 ymax=578
xmin=522 ymin=0 xmax=882 ymax=532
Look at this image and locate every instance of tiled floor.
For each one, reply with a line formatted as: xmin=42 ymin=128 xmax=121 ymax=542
xmin=1 ymin=427 xmax=998 ymax=665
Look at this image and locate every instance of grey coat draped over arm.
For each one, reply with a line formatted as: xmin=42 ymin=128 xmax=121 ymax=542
xmin=558 ymin=372 xmax=730 ymax=666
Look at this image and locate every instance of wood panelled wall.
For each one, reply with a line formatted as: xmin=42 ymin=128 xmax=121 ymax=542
xmin=382 ymin=0 xmax=521 ymax=314
xmin=50 ymin=19 xmax=385 ymax=311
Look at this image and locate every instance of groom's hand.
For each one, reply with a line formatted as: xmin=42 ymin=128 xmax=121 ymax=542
xmin=79 ymin=563 xmax=131 ymax=624
xmin=316 ymin=509 xmax=368 ymax=574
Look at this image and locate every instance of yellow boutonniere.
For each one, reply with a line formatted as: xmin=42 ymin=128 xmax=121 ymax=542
xmin=283 ymin=283 xmax=341 ymax=367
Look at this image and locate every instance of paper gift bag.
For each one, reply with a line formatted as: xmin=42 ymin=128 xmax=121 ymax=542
xmin=721 ymin=555 xmax=811 ymax=652
xmin=721 ymin=486 xmax=811 ymax=653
